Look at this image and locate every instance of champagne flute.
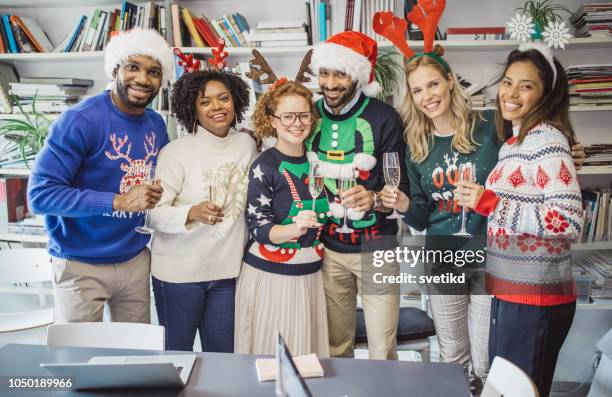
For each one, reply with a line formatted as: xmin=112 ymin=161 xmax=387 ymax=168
xmin=209 ymin=175 xmax=228 ymax=239
xmin=336 ymin=167 xmax=356 ymax=234
xmin=454 ymin=162 xmax=475 ymax=238
xmin=308 ymin=161 xmax=324 ymax=212
xmin=383 ymin=152 xmax=404 ymax=220
xmin=135 ymin=164 xmax=156 ymax=234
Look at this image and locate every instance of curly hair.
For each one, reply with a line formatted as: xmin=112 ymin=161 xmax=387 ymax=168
xmin=251 ymin=80 xmax=317 ymax=138
xmin=171 ymin=70 xmax=250 ymax=133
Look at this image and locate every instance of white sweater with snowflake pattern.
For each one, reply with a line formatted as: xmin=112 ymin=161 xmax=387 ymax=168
xmin=475 ymin=123 xmax=583 ymax=306
xmin=149 ymin=126 xmax=258 ymax=283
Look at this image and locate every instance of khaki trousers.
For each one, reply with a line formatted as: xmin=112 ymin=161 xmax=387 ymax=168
xmin=51 ymin=249 xmax=151 ymax=323
xmin=322 ymin=247 xmax=399 ymax=360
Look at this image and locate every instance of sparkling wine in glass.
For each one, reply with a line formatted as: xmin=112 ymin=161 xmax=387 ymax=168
xmin=308 ymin=162 xmax=324 ymax=212
xmin=336 ymin=168 xmax=356 ymax=234
xmin=135 ymin=164 xmax=157 ymax=235
xmin=209 ymin=177 xmax=227 ymax=239
xmin=454 ymin=162 xmax=475 ymax=238
xmin=383 ymin=152 xmax=404 ymax=220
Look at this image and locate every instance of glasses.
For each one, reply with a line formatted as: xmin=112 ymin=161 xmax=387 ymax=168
xmin=271 ymin=112 xmax=313 ymax=127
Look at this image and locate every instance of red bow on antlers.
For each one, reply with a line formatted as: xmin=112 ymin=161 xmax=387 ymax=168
xmin=208 ymin=39 xmax=229 ymax=70
xmin=173 ymin=48 xmax=201 ymax=73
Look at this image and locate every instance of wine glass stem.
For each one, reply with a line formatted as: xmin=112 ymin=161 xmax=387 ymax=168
xmin=143 ymin=210 xmax=150 ymax=227
xmin=312 ymin=197 xmax=316 ymax=212
xmin=461 ymin=207 xmax=467 ymax=231
xmin=343 ymin=204 xmax=348 ymax=229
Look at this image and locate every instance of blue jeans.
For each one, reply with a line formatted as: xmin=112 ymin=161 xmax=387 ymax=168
xmin=152 ymin=276 xmax=235 ymax=352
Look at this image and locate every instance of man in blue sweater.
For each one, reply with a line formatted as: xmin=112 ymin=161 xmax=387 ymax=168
xmin=27 ymin=29 xmax=174 ymax=324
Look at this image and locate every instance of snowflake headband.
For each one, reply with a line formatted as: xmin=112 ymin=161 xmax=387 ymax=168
xmin=507 ymin=13 xmax=572 ymax=85
xmin=518 ymin=42 xmax=558 ymax=86
xmin=373 ymin=0 xmax=450 ymax=73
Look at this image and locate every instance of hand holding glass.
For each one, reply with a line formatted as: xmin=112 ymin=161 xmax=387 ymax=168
xmin=383 ymin=152 xmax=404 ymax=219
xmin=135 ymin=164 xmax=157 ymax=235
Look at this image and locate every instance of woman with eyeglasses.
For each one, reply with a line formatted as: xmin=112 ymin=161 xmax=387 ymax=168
xmin=235 ymin=80 xmax=331 ymax=356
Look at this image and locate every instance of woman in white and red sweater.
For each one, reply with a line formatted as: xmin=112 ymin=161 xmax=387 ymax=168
xmin=457 ymin=43 xmax=583 ymax=397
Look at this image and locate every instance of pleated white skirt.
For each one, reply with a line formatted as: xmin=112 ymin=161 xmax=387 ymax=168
xmin=234 ymin=262 xmax=330 ymax=357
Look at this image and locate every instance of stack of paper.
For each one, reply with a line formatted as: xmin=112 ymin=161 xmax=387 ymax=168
xmin=255 ymin=353 xmax=324 ymax=382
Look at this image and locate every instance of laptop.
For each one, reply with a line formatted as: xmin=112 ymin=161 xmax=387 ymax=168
xmin=40 ymin=354 xmax=197 ymax=390
xmin=275 ymin=334 xmax=314 ymax=397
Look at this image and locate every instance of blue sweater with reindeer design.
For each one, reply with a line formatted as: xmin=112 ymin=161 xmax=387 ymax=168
xmin=28 ymin=91 xmax=169 ymax=264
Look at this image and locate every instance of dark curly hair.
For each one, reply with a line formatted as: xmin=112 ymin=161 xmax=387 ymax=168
xmin=171 ymin=70 xmax=250 ymax=133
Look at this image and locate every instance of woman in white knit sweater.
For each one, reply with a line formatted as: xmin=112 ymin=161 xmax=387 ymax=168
xmin=149 ymin=70 xmax=257 ymax=352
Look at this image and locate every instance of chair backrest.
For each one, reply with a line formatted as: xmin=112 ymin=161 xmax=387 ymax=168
xmin=0 ymin=248 xmax=52 ymax=284
xmin=46 ymin=322 xmax=165 ymax=350
xmin=481 ymin=356 xmax=539 ymax=397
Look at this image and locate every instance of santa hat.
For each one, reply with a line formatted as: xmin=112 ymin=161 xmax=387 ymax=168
xmin=104 ymin=28 xmax=175 ymax=86
xmin=310 ymin=31 xmax=381 ymax=97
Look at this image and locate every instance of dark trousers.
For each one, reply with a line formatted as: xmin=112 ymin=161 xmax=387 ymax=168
xmin=152 ymin=276 xmax=236 ymax=352
xmin=489 ymin=297 xmax=575 ymax=397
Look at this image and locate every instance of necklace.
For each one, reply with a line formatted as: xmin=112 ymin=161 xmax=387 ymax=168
xmin=109 ymin=91 xmax=118 ymax=108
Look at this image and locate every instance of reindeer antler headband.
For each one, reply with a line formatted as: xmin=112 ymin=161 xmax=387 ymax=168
xmin=173 ymin=39 xmax=230 ymax=74
xmin=246 ymin=48 xmax=314 ymax=91
xmin=373 ymin=0 xmax=449 ymax=72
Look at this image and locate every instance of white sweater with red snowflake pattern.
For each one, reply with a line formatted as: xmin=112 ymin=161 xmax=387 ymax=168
xmin=475 ymin=123 xmax=583 ymax=306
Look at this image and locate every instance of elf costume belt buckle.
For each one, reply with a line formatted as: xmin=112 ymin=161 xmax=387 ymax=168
xmin=326 ymin=150 xmax=345 ymax=161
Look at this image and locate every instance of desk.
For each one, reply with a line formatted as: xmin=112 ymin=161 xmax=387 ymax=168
xmin=0 ymin=344 xmax=470 ymax=396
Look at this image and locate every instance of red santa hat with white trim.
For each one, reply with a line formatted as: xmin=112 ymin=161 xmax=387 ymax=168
xmin=310 ymin=31 xmax=381 ymax=97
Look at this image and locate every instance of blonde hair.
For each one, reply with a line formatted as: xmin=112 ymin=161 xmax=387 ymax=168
xmin=251 ymin=80 xmax=317 ymax=138
xmin=399 ymin=45 xmax=479 ymax=163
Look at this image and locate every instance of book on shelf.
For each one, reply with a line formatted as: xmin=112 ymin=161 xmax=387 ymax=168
xmin=445 ymin=26 xmax=507 ymax=40
xmin=19 ymin=77 xmax=93 ymax=86
xmin=0 ymin=177 xmax=29 ymax=234
xmin=582 ymin=188 xmax=612 ymax=244
xmin=576 ymin=250 xmax=612 ymax=300
xmin=254 ymin=40 xmax=310 ymax=47
xmin=570 ymin=2 xmax=612 ymax=37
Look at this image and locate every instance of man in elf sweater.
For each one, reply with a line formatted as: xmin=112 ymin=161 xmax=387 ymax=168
xmin=27 ymin=29 xmax=174 ymax=324
xmin=308 ymin=31 xmax=408 ymax=360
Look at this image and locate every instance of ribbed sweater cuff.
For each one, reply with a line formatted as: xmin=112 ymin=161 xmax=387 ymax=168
xmin=475 ymin=189 xmax=500 ymax=217
xmin=91 ymin=192 xmax=116 ymax=214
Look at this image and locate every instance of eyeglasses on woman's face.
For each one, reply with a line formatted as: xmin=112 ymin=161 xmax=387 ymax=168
xmin=271 ymin=112 xmax=313 ymax=127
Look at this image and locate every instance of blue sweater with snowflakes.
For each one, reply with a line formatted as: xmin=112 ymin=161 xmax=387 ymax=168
xmin=27 ymin=91 xmax=169 ymax=264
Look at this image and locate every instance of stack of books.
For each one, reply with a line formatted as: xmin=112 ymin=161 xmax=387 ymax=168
xmin=584 ymin=144 xmax=612 ymax=167
xmin=576 ymin=251 xmax=612 ymax=300
xmin=570 ymin=2 xmax=612 ymax=38
xmin=581 ymin=188 xmax=612 ymax=244
xmin=175 ymin=6 xmax=250 ymax=48
xmin=54 ymin=0 xmax=169 ymax=53
xmin=9 ymin=77 xmax=93 ymax=114
xmin=566 ymin=64 xmax=612 ymax=107
xmin=445 ymin=27 xmax=506 ymax=41
xmin=245 ymin=21 xmax=308 ymax=47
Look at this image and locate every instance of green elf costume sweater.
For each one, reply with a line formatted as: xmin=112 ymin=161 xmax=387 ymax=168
xmin=306 ymin=93 xmax=408 ymax=253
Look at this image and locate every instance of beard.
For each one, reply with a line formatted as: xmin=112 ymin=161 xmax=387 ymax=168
xmin=115 ymin=79 xmax=158 ymax=109
xmin=322 ymin=82 xmax=358 ymax=111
